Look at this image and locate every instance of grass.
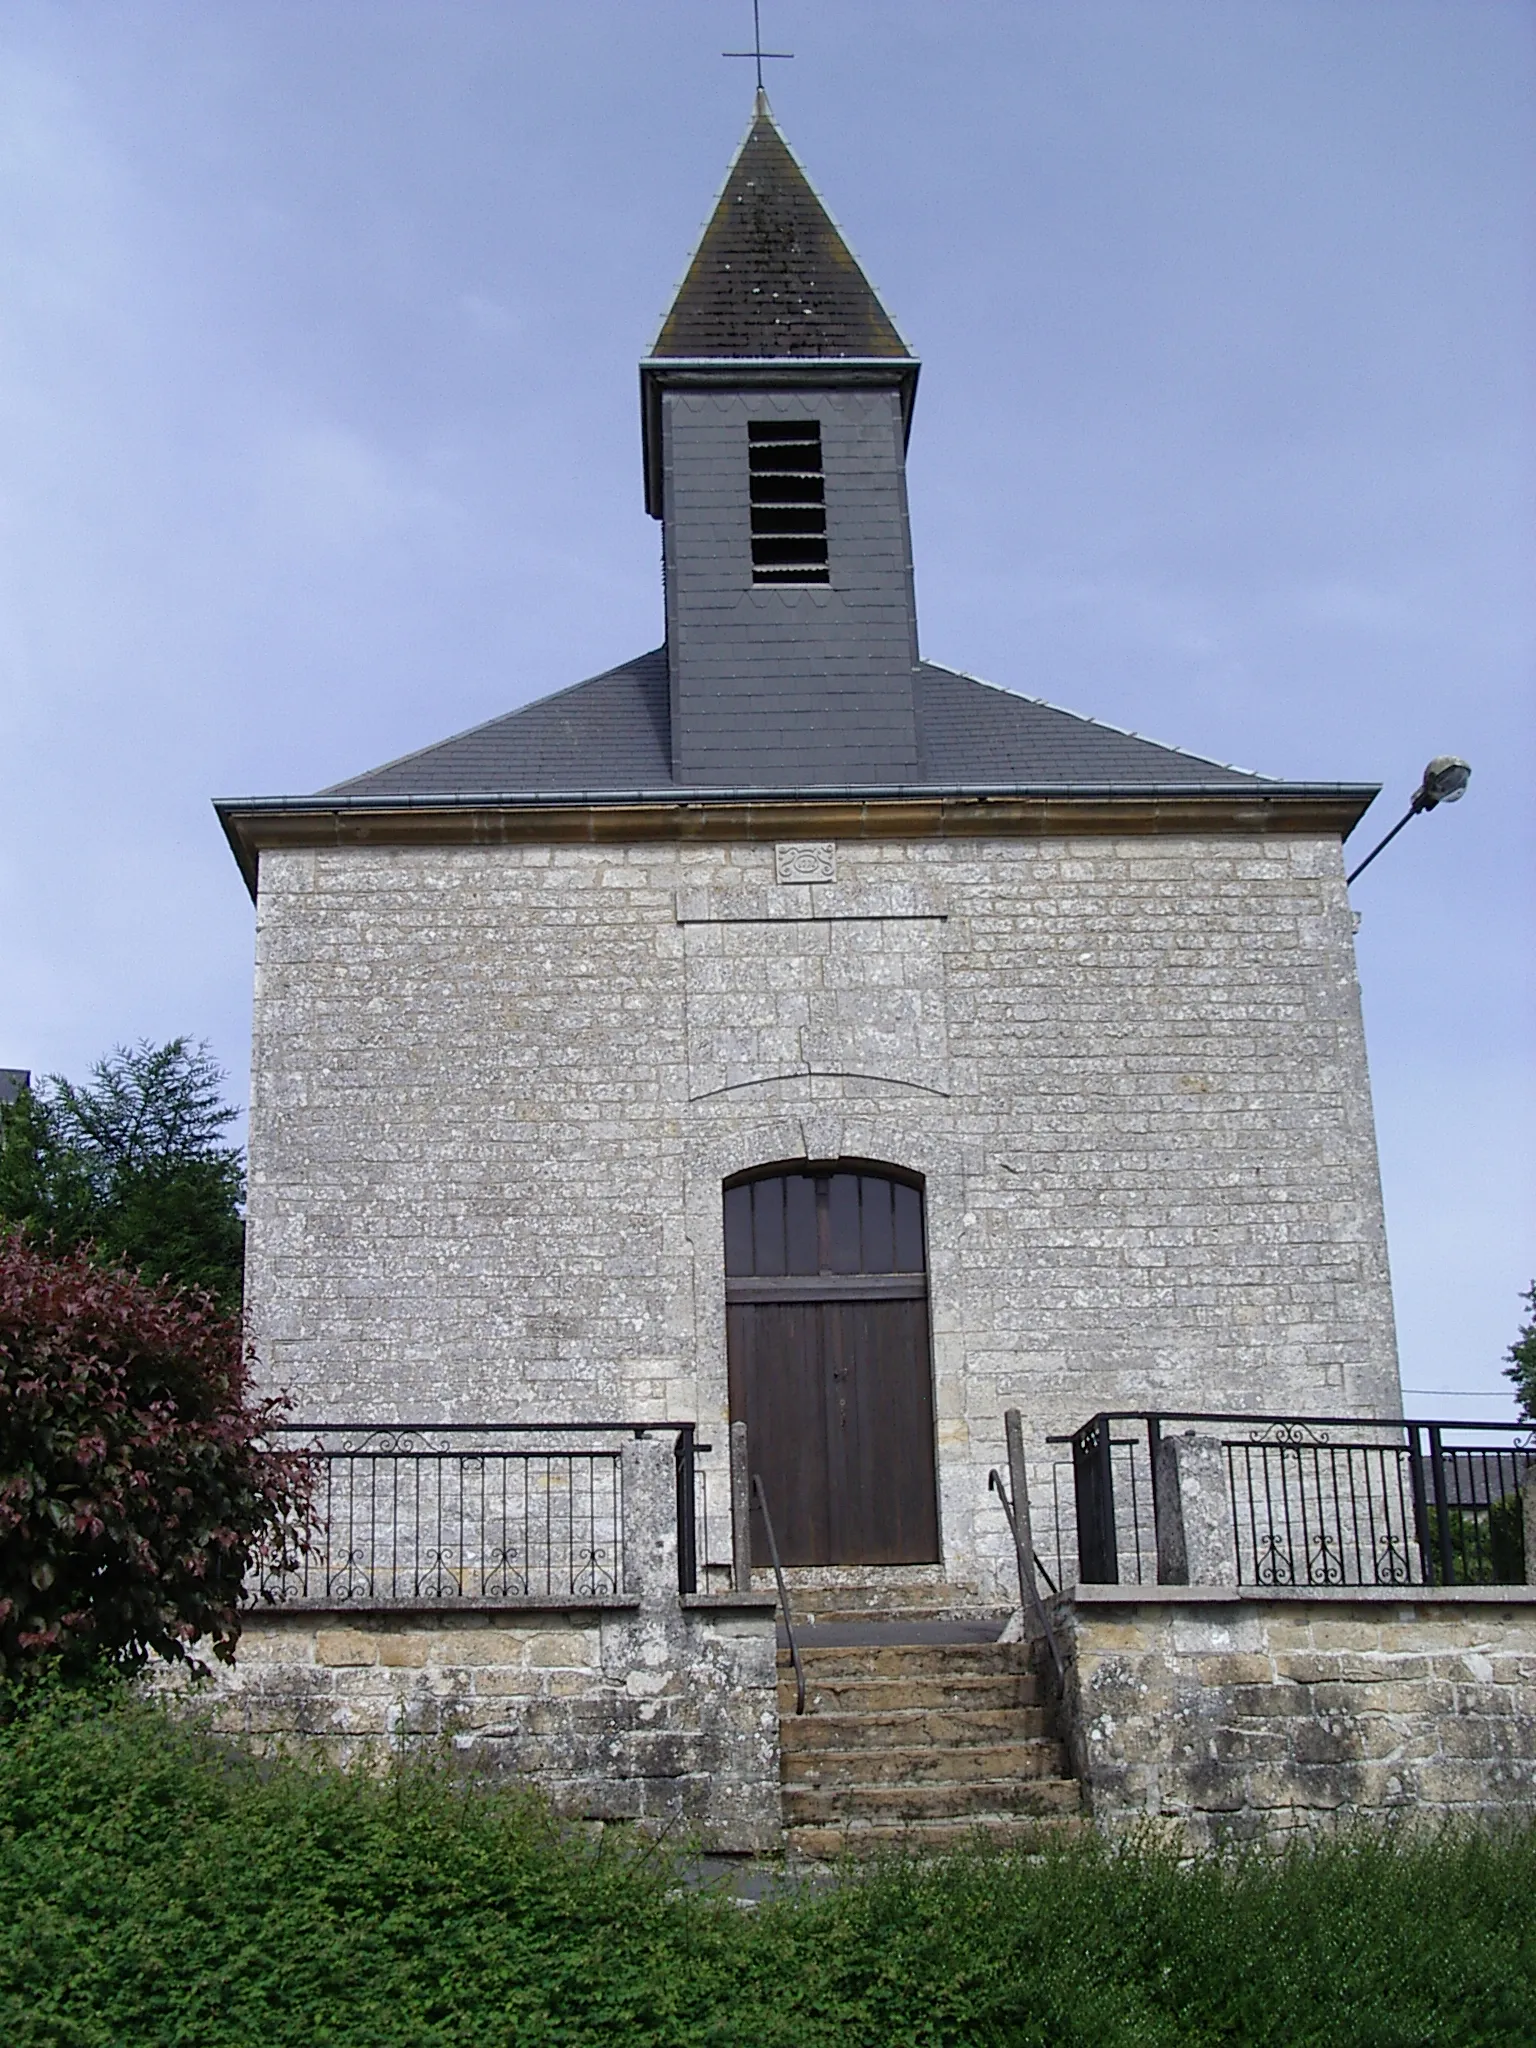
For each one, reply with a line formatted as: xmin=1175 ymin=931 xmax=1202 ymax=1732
xmin=0 ymin=1680 xmax=1532 ymax=2046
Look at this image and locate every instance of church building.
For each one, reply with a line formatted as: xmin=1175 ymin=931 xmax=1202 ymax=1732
xmin=218 ymin=95 xmax=1399 ymax=1603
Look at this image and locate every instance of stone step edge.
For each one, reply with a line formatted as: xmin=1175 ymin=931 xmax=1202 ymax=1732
xmin=781 ymin=1673 xmax=1045 ymax=1693
xmin=782 ymin=1752 xmax=1065 ymax=1780
xmin=781 ymin=1719 xmax=1051 ymax=1748
xmin=781 ymin=1740 xmax=1067 ymax=1778
xmin=783 ymin=1602 xmax=1010 ymax=1618
xmin=782 ymin=1690 xmax=1046 ymax=1704
xmin=781 ymin=1714 xmax=1054 ymax=1748
xmin=782 ymin=1698 xmax=1047 ymax=1718
xmin=779 ymin=1646 xmax=1036 ymax=1670
xmin=785 ymin=1815 xmax=1089 ymax=1860
xmin=784 ymin=1788 xmax=1083 ymax=1824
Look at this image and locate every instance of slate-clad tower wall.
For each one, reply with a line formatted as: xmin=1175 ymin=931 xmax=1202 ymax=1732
xmin=660 ymin=382 xmax=920 ymax=785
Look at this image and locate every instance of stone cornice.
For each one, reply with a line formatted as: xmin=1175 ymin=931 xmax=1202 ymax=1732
xmin=214 ymin=785 xmax=1379 ymax=901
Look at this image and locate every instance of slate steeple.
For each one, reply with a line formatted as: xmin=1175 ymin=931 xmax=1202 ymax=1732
xmin=652 ymin=90 xmax=912 ymax=362
xmin=641 ymin=95 xmax=924 ymax=787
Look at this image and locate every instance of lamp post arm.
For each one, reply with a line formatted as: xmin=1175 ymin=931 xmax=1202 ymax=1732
xmin=1345 ymin=805 xmax=1417 ymax=886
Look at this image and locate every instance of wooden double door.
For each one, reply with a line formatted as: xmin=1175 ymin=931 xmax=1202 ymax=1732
xmin=725 ymin=1166 xmax=939 ymax=1568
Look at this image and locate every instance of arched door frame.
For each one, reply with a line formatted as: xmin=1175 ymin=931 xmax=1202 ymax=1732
xmin=723 ymin=1159 xmax=940 ymax=1568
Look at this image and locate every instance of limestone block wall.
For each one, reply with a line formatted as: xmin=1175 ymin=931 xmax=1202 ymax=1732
xmin=1060 ymin=1588 xmax=1536 ymax=1849
xmin=246 ymin=830 xmax=1397 ymax=1602
xmin=150 ymin=1600 xmax=781 ymax=1855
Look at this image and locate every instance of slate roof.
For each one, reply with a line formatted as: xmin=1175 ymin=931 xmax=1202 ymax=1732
xmin=651 ymin=94 xmax=911 ymax=362
xmin=322 ymin=649 xmax=1271 ymax=800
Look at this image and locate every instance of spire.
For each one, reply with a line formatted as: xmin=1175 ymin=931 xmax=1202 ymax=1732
xmin=651 ymin=98 xmax=911 ymax=361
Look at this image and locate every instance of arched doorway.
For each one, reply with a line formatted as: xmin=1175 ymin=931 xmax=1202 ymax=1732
xmin=724 ymin=1163 xmax=939 ymax=1567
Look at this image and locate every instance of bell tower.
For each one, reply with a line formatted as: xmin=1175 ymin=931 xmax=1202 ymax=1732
xmin=640 ymin=94 xmax=923 ymax=787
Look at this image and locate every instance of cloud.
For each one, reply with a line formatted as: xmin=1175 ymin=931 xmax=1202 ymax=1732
xmin=456 ymin=291 xmax=525 ymax=339
xmin=1284 ymin=578 xmax=1420 ymax=638
xmin=255 ymin=422 xmax=458 ymax=553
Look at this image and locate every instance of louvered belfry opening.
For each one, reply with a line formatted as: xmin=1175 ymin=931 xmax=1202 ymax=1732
xmin=725 ymin=1165 xmax=940 ymax=1567
xmin=748 ymin=419 xmax=830 ymax=583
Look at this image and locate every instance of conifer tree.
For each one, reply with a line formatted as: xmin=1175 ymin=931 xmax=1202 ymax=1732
xmin=0 ymin=1041 xmax=244 ymax=1308
xmin=1505 ymin=1282 xmax=1536 ymax=1424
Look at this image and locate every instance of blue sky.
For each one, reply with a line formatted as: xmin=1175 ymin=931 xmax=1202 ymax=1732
xmin=1 ymin=1 xmax=1530 ymax=1411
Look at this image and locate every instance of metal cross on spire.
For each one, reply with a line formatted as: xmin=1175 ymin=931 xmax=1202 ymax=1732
xmin=723 ymin=0 xmax=793 ymax=93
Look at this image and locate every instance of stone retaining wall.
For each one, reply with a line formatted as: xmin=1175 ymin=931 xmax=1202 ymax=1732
xmin=1059 ymin=1586 xmax=1536 ymax=1849
xmin=151 ymin=1597 xmax=780 ymax=1855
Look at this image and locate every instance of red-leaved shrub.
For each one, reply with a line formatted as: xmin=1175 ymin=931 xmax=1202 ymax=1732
xmin=0 ymin=1229 xmax=309 ymax=1677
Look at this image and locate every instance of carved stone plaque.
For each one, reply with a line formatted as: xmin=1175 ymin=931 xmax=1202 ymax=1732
xmin=775 ymin=842 xmax=835 ymax=886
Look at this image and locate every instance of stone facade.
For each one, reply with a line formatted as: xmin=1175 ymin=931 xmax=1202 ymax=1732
xmin=1060 ymin=1587 xmax=1536 ymax=1849
xmin=247 ymin=825 xmax=1397 ymax=1603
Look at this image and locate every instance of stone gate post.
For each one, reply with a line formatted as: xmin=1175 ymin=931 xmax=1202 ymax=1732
xmin=1153 ymin=1432 xmax=1239 ymax=1586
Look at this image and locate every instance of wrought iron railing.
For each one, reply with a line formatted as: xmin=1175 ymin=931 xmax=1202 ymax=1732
xmin=1040 ymin=1413 xmax=1534 ymax=1591
xmin=252 ymin=1422 xmax=713 ymax=1607
xmin=752 ymin=1472 xmax=805 ymax=1715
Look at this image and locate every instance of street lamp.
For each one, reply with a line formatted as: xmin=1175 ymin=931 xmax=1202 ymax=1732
xmin=1346 ymin=756 xmax=1472 ymax=886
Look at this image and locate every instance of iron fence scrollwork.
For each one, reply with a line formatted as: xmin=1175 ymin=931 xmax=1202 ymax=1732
xmin=1044 ymin=1412 xmax=1534 ymax=1592
xmin=253 ymin=1421 xmax=714 ymax=1609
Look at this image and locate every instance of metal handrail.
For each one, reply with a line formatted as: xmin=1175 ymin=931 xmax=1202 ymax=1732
xmin=752 ymin=1472 xmax=806 ymax=1715
xmin=989 ymin=1406 xmax=1066 ymax=1690
xmin=1047 ymin=1410 xmax=1532 ymax=1435
xmin=989 ymin=1473 xmax=1064 ymax=1689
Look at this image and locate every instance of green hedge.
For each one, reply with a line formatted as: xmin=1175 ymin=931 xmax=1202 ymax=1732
xmin=1 ymin=1683 xmax=1532 ymax=2046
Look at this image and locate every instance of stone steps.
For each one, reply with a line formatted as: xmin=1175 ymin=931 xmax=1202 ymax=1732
xmin=788 ymin=1640 xmax=1038 ymax=1681
xmin=788 ymin=1814 xmax=1088 ymax=1860
xmin=785 ymin=1738 xmax=1067 ymax=1789
xmin=785 ymin=1671 xmax=1044 ymax=1714
xmin=798 ymin=1607 xmax=1012 ymax=1629
xmin=785 ymin=1776 xmax=1083 ymax=1825
xmin=781 ymin=1705 xmax=1052 ymax=1749
xmin=779 ymin=1581 xmax=1005 ymax=1626
xmin=777 ymin=1577 xmax=975 ymax=1609
xmin=774 ymin=1595 xmax=1081 ymax=1860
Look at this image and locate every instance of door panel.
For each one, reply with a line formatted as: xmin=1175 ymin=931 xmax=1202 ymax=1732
xmin=824 ymin=1300 xmax=940 ymax=1565
xmin=725 ymin=1165 xmax=939 ymax=1569
xmin=728 ymin=1300 xmax=830 ymax=1567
